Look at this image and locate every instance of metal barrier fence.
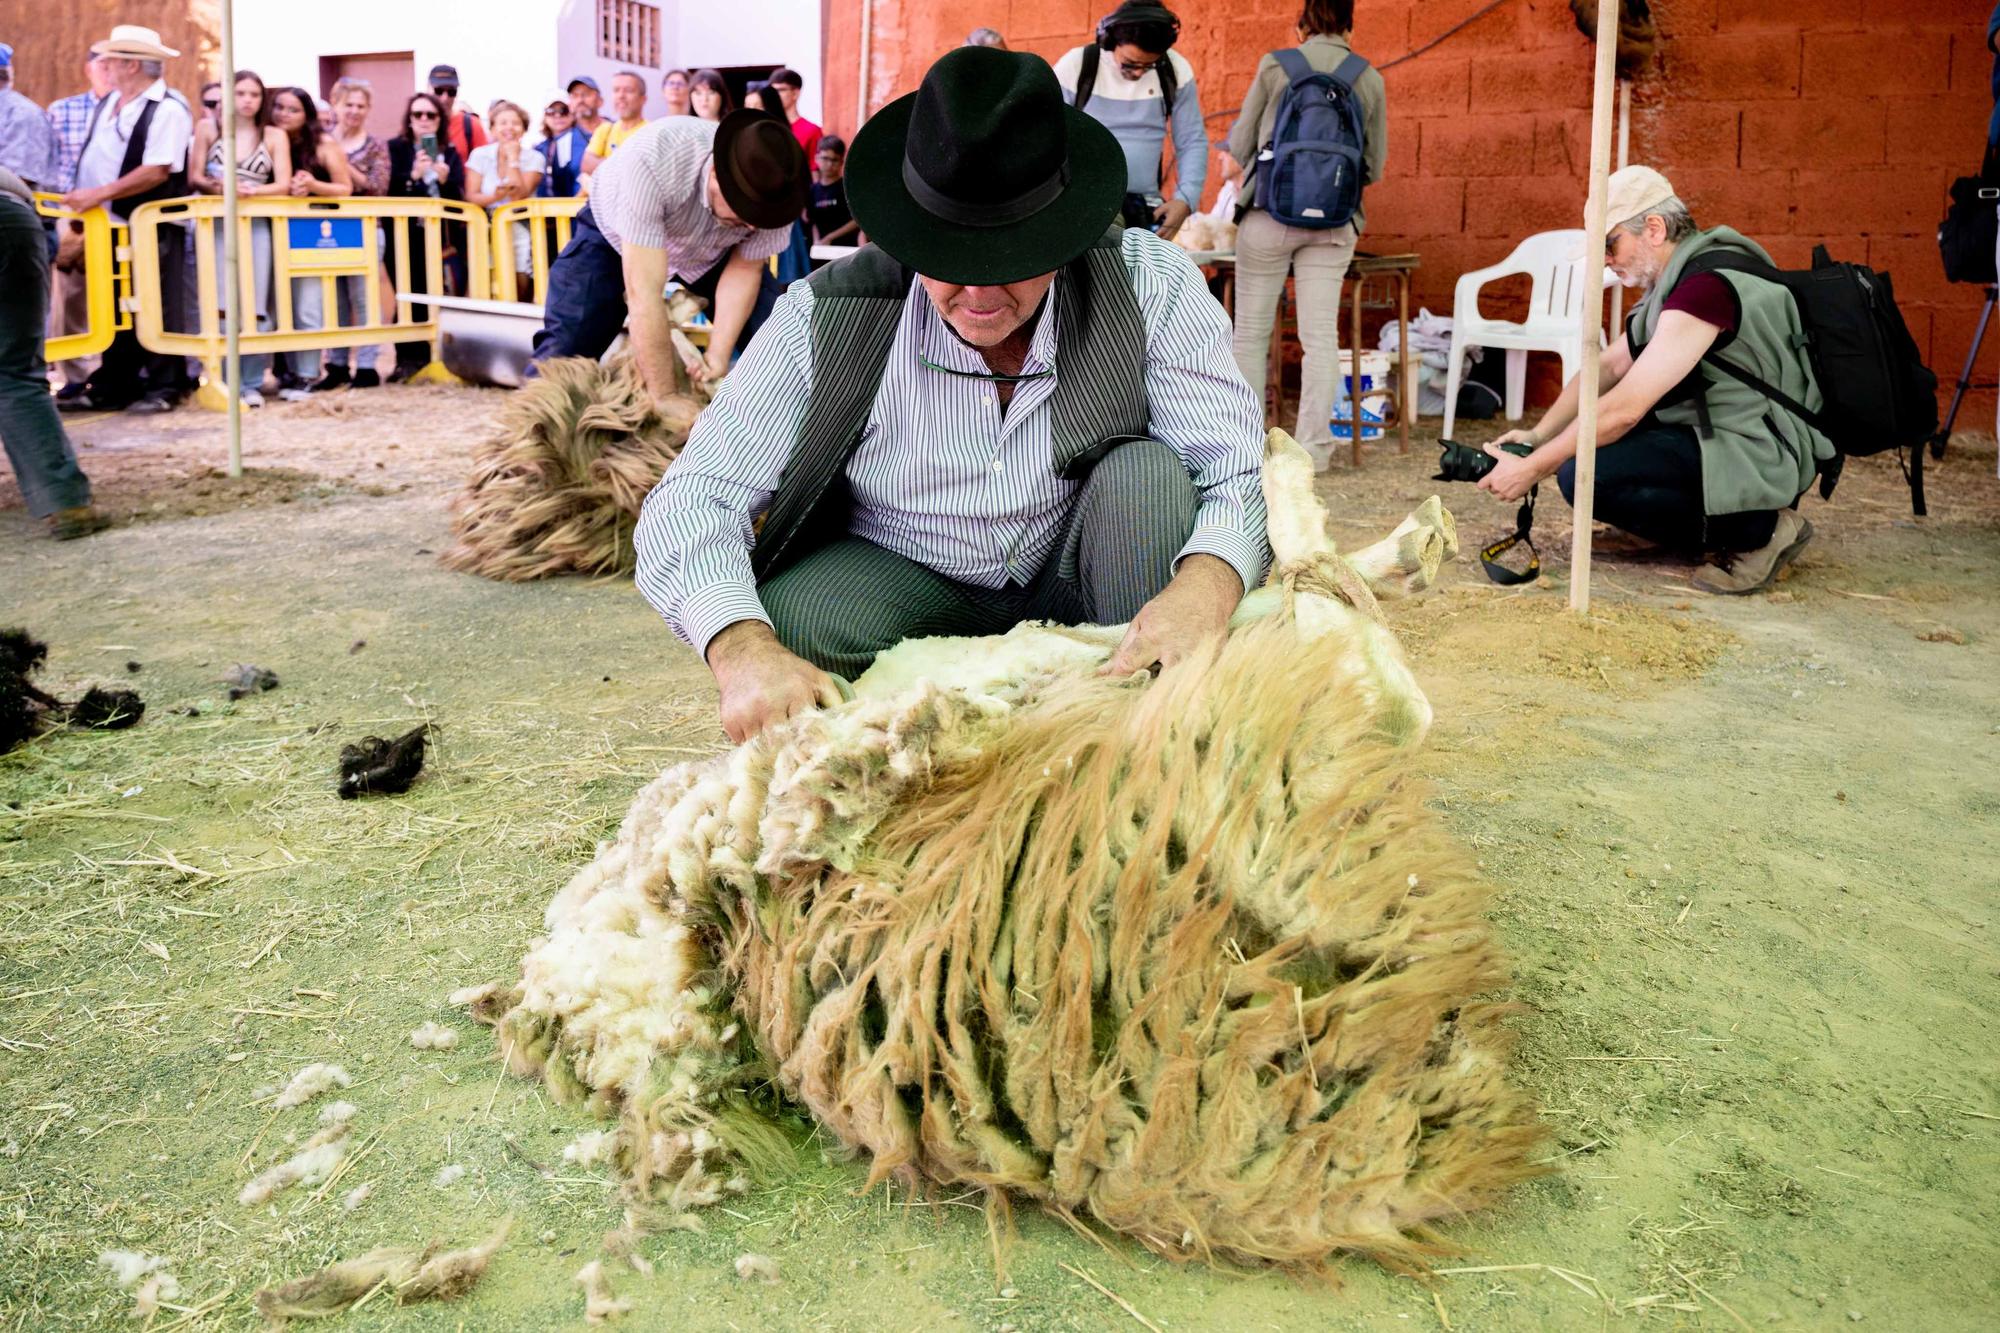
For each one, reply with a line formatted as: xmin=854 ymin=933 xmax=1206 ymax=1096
xmin=126 ymin=196 xmax=490 ymax=394
xmin=489 ymin=196 xmax=584 ymax=306
xmin=34 ymin=193 xmax=129 ymax=363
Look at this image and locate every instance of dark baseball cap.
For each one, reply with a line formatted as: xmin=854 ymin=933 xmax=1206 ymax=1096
xmin=566 ymin=75 xmax=601 ymax=94
xmin=427 ymin=64 xmax=459 ymax=85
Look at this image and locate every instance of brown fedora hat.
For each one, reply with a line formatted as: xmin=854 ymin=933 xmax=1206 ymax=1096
xmin=713 ymin=108 xmax=809 ymax=231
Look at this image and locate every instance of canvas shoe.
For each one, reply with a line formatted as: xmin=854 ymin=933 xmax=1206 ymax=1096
xmin=1694 ymin=512 xmax=1813 ymax=595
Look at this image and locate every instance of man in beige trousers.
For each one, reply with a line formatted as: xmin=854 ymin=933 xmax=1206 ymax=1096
xmin=1220 ymin=0 xmax=1386 ymax=471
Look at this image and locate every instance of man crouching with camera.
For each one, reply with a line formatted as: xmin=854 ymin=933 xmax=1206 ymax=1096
xmin=1474 ymin=166 xmax=1833 ymax=595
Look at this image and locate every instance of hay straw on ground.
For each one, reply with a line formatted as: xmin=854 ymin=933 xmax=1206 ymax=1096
xmin=441 ymin=355 xmax=704 ymax=582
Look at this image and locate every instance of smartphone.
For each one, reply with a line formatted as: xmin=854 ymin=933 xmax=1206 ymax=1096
xmin=419 ymin=133 xmax=439 ymax=157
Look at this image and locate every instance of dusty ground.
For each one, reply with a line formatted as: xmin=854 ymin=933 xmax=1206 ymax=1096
xmin=2 ymin=386 xmax=1996 ymax=1331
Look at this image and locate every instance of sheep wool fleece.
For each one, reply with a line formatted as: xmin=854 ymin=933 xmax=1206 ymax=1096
xmin=466 ymin=431 xmax=1543 ymax=1270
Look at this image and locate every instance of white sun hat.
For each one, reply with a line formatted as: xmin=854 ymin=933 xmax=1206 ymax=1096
xmin=90 ymin=25 xmax=181 ymax=60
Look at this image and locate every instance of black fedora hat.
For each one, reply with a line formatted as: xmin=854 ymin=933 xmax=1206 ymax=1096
xmin=846 ymin=47 xmax=1126 ymax=285
xmin=713 ymin=108 xmax=810 ymax=231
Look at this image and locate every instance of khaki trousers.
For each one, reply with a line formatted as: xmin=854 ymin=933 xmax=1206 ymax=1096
xmin=1229 ymin=210 xmax=1357 ymax=461
xmin=47 ymin=262 xmax=99 ymax=387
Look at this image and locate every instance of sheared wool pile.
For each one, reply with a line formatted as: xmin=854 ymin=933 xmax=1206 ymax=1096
xmin=441 ymin=353 xmax=707 ymax=582
xmin=466 ymin=431 xmax=1542 ymax=1270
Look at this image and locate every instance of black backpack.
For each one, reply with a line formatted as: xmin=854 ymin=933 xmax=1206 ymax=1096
xmin=1671 ymin=245 xmax=1941 ymax=514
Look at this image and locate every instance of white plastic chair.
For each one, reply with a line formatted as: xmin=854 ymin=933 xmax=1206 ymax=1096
xmin=1442 ymin=229 xmax=1613 ymax=439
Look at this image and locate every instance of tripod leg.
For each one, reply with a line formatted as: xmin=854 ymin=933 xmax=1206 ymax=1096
xmin=1933 ymin=287 xmax=1995 ymax=460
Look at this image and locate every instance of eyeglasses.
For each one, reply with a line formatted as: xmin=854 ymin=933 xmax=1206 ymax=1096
xmin=202 ymin=99 xmax=220 ymax=110
xmin=1117 ymin=57 xmax=1164 ymax=75
xmin=547 ymin=106 xmax=572 ymax=115
xmin=410 ymin=110 xmax=440 ymax=121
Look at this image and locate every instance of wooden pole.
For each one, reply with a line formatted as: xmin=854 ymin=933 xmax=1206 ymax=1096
xmin=1609 ymin=79 xmax=1631 ymax=334
xmin=220 ymin=0 xmax=242 ymax=478
xmin=1569 ymin=0 xmax=1621 ymax=613
xmin=856 ymin=0 xmax=872 ymax=128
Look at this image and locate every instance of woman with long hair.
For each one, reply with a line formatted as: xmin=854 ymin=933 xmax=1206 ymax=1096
xmin=266 ymin=87 xmax=351 ymax=399
xmin=313 ymin=78 xmax=392 ymax=391
xmin=689 ymin=69 xmax=732 ymax=123
xmin=384 ymin=92 xmax=464 ymax=380
xmin=187 ymin=71 xmax=291 ymax=405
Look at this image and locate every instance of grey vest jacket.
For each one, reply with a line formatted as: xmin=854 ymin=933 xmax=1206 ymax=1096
xmin=750 ymin=224 xmax=1150 ymax=582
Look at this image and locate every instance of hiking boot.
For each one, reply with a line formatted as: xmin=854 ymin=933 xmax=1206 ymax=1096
xmin=351 ymin=368 xmax=381 ymax=389
xmin=1694 ymin=512 xmax=1813 ymax=595
xmin=48 ymin=506 xmax=111 ymax=540
xmin=308 ymin=365 xmax=350 ymax=392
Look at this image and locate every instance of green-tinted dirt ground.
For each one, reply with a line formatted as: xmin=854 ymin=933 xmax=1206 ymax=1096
xmin=3 ymin=388 xmax=1996 ymax=1330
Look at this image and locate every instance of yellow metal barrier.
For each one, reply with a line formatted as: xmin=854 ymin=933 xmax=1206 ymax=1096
xmin=34 ymin=193 xmax=129 ymax=363
xmin=127 ymin=196 xmax=491 ymax=404
xmin=489 ymin=196 xmax=583 ymax=306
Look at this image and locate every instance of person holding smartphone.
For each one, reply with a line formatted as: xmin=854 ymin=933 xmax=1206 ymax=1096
xmin=384 ymin=92 xmax=463 ymax=382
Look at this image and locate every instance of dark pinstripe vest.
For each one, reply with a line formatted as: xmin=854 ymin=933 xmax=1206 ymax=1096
xmin=749 ymin=225 xmax=1149 ymax=583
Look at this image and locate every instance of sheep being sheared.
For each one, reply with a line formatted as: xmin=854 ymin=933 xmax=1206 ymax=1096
xmin=465 ymin=430 xmax=1541 ymax=1271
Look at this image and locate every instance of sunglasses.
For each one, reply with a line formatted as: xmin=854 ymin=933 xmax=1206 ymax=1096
xmin=432 ymin=85 xmax=458 ymax=96
xmin=203 ymin=98 xmax=220 ymax=110
xmin=410 ymin=110 xmax=440 ymax=121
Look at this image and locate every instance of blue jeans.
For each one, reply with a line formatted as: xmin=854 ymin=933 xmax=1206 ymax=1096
xmin=0 ymin=195 xmax=90 ymax=516
xmin=530 ymin=204 xmax=783 ymax=366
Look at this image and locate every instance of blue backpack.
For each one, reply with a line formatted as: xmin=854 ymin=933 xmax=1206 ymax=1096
xmin=1252 ymin=49 xmax=1370 ymax=229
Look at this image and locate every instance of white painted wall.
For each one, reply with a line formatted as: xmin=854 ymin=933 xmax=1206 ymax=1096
xmin=235 ymin=0 xmax=822 ymax=125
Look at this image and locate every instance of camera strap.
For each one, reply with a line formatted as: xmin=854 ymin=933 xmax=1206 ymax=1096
xmin=1479 ymin=486 xmax=1541 ymax=585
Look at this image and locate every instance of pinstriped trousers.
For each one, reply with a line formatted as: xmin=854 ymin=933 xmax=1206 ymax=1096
xmin=759 ymin=438 xmax=1198 ymax=678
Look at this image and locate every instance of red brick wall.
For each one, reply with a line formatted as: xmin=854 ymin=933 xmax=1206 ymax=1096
xmin=824 ymin=0 xmax=1992 ymax=416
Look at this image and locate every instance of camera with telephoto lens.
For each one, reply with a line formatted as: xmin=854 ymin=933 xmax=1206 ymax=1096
xmin=1434 ymin=437 xmax=1532 ymax=484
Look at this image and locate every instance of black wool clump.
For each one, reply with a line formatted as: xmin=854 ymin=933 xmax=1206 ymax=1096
xmin=1 ymin=629 xmax=58 ymax=754
xmin=337 ymin=723 xmax=433 ymax=799
xmin=69 ymin=687 xmax=146 ymax=730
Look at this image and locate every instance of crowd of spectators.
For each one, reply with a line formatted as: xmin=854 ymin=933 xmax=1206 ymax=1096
xmin=9 ymin=39 xmax=848 ymax=415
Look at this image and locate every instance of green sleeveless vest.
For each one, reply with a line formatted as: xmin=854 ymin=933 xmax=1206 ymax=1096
xmin=749 ymin=225 xmax=1149 ymax=582
xmin=1628 ymin=227 xmax=1834 ymax=517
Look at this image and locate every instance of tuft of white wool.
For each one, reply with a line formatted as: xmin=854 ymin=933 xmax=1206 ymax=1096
xmin=318 ymin=1101 xmax=358 ymax=1126
xmin=562 ymin=1130 xmax=618 ymax=1168
xmin=733 ymin=1253 xmax=780 ymax=1284
xmin=270 ymin=1062 xmax=352 ymax=1110
xmin=410 ymin=1021 xmax=461 ymax=1050
xmin=433 ymin=1163 xmax=467 ymax=1189
xmin=342 ymin=1182 xmax=374 ymax=1212
xmin=239 ymin=1123 xmax=351 ymax=1205
xmin=131 ymin=1273 xmax=179 ymax=1318
xmin=98 ymin=1250 xmax=170 ymax=1289
xmin=575 ymin=1260 xmax=631 ymax=1323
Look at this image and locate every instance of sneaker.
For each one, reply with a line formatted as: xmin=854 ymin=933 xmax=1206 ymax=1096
xmin=308 ymin=366 xmax=351 ymax=393
xmin=278 ymin=386 xmax=311 ymax=403
xmin=240 ymin=387 xmax=265 ymax=408
xmin=124 ymin=394 xmax=178 ymax=415
xmin=48 ymin=506 xmax=111 ymax=540
xmin=351 ymin=368 xmax=381 ymax=389
xmin=1694 ymin=512 xmax=1813 ymax=596
xmin=54 ymin=383 xmax=90 ymax=404
xmin=55 ymin=389 xmax=99 ymax=413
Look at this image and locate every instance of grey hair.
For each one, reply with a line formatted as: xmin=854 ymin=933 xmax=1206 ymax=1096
xmin=966 ymin=27 xmax=1007 ymax=47
xmin=138 ymin=59 xmax=165 ymax=78
xmin=1615 ymin=194 xmax=1696 ymax=243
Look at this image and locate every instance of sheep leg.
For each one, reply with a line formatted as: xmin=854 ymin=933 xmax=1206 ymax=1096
xmin=1345 ymin=496 xmax=1459 ymax=601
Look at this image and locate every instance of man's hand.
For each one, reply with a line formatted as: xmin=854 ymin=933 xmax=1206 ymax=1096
xmin=1490 ymin=427 xmax=1539 ymax=449
xmin=59 ymin=186 xmax=104 ymax=214
xmin=1153 ymin=198 xmax=1192 ymax=241
xmin=1101 ymin=554 xmax=1242 ymax=678
xmin=1476 ymin=442 xmax=1550 ymax=504
xmin=688 ymin=346 xmax=729 ymax=384
xmin=707 ymin=620 xmax=843 ymax=744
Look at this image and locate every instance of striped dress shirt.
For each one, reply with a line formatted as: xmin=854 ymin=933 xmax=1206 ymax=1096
xmin=635 ymin=227 xmax=1270 ymax=659
xmin=586 ymin=117 xmax=792 ymax=279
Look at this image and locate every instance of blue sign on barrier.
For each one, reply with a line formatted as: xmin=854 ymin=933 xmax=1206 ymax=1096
xmin=285 ymin=216 xmax=371 ymax=271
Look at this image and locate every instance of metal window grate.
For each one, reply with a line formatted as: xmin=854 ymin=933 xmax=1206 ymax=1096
xmin=596 ymin=0 xmax=660 ymax=67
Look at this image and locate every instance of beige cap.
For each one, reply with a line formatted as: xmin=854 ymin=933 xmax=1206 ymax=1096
xmin=1600 ymin=164 xmax=1675 ymax=228
xmin=91 ymin=25 xmax=180 ymax=60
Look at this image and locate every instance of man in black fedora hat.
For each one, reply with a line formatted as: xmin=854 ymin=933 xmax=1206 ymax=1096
xmin=531 ymin=109 xmax=808 ymax=390
xmin=635 ymin=46 xmax=1269 ymax=743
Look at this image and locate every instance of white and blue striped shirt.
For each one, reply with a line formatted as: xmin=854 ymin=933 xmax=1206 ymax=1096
xmin=635 ymin=228 xmax=1269 ymax=658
